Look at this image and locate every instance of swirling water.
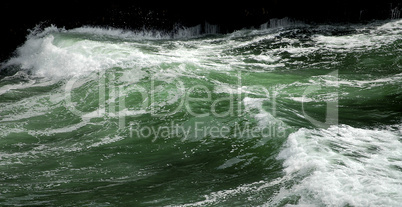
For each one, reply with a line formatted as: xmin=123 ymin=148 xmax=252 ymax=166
xmin=0 ymin=19 xmax=401 ymax=206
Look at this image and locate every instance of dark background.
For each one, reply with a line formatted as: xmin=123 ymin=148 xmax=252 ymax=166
xmin=0 ymin=1 xmax=401 ymax=63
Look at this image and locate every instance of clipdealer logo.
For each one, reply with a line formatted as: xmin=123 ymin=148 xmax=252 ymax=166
xmin=64 ymin=69 xmax=338 ymax=141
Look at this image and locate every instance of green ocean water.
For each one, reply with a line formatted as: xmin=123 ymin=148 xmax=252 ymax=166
xmin=0 ymin=19 xmax=401 ymax=206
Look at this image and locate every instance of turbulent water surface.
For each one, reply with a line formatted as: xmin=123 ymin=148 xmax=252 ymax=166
xmin=0 ymin=19 xmax=401 ymax=206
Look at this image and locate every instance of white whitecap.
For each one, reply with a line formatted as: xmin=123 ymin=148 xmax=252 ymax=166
xmin=273 ymin=124 xmax=402 ymax=206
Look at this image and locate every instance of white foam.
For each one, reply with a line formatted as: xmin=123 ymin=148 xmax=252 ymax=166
xmin=0 ymin=23 xmax=299 ymax=80
xmin=88 ymin=135 xmax=124 ymax=148
xmin=314 ymin=20 xmax=402 ymax=52
xmin=5 ymin=35 xmax=102 ymax=77
xmin=314 ymin=34 xmax=381 ymax=51
xmin=295 ymin=72 xmax=402 ymax=93
xmin=3 ymin=27 xmax=170 ymax=78
xmin=250 ymin=54 xmax=279 ymax=63
xmin=230 ymin=33 xmax=276 ymax=49
xmin=3 ymin=19 xmax=401 ymax=79
xmin=0 ymin=80 xmax=36 ymax=95
xmin=30 ymin=121 xmax=90 ymax=136
xmin=376 ymin=19 xmax=402 ymax=34
xmin=0 ymin=76 xmax=59 ymax=96
xmin=336 ymin=74 xmax=402 ymax=88
xmin=178 ymin=175 xmax=292 ymax=206
xmin=0 ymin=92 xmax=58 ymax=123
xmin=273 ymin=125 xmax=402 ymax=206
xmin=243 ymin=97 xmax=286 ymax=129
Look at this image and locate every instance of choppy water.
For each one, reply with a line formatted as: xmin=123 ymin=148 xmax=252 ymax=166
xmin=0 ymin=19 xmax=401 ymax=206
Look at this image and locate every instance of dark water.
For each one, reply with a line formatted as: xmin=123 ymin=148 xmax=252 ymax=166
xmin=0 ymin=19 xmax=401 ymax=206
